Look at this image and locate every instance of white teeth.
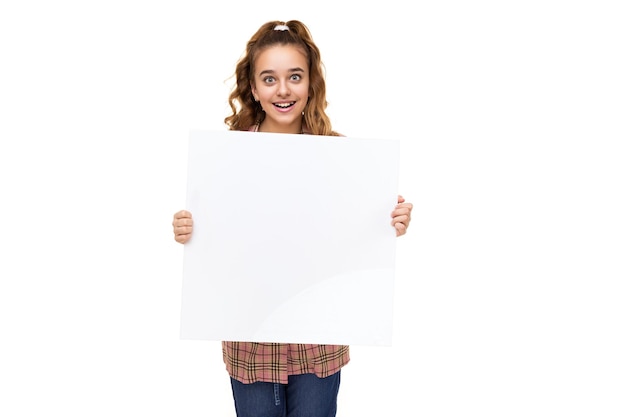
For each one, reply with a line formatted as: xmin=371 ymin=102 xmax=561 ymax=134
xmin=275 ymin=102 xmax=293 ymax=108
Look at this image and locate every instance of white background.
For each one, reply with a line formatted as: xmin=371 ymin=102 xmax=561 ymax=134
xmin=1 ymin=1 xmax=624 ymax=416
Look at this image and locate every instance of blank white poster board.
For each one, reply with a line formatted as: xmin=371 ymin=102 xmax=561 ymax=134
xmin=180 ymin=130 xmax=400 ymax=345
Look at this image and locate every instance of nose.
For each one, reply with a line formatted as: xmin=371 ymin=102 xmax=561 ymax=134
xmin=277 ymin=81 xmax=291 ymax=97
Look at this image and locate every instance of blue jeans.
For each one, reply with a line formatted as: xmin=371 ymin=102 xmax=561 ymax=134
xmin=230 ymin=372 xmax=341 ymax=417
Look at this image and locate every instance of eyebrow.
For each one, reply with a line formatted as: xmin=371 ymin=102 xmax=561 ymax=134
xmin=259 ymin=67 xmax=305 ymax=76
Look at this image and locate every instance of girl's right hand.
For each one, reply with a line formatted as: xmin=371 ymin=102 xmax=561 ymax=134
xmin=172 ymin=210 xmax=193 ymax=244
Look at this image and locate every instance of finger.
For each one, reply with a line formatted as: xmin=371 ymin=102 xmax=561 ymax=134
xmin=173 ymin=217 xmax=193 ymax=228
xmin=174 ymin=233 xmax=191 ymax=244
xmin=391 ymin=207 xmax=412 ymax=219
xmin=394 ymin=222 xmax=407 ymax=237
xmin=391 ymin=214 xmax=410 ymax=226
xmin=174 ymin=210 xmax=192 ymax=220
xmin=174 ymin=226 xmax=193 ymax=240
xmin=393 ymin=202 xmax=413 ymax=212
xmin=174 ymin=225 xmax=193 ymax=234
xmin=397 ymin=195 xmax=405 ymax=204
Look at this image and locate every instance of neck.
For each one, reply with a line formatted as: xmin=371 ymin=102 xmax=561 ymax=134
xmin=258 ymin=120 xmax=303 ymax=134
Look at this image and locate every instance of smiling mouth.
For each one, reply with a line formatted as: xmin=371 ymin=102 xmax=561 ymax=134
xmin=274 ymin=102 xmax=295 ymax=109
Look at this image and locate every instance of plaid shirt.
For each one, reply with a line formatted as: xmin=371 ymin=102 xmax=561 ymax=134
xmin=222 ymin=342 xmax=350 ymax=384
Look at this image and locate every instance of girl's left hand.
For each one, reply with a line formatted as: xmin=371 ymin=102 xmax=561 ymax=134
xmin=391 ymin=195 xmax=413 ymax=237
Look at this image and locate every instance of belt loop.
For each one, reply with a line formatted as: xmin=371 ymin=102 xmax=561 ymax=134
xmin=273 ymin=383 xmax=281 ymax=405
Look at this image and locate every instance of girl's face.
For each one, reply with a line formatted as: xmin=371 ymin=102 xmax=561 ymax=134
xmin=251 ymin=44 xmax=309 ymax=134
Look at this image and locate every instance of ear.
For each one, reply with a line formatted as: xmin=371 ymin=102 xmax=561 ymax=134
xmin=250 ymin=83 xmax=258 ymax=101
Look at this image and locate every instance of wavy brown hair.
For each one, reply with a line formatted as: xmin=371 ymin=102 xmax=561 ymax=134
xmin=224 ymin=20 xmax=339 ymax=136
